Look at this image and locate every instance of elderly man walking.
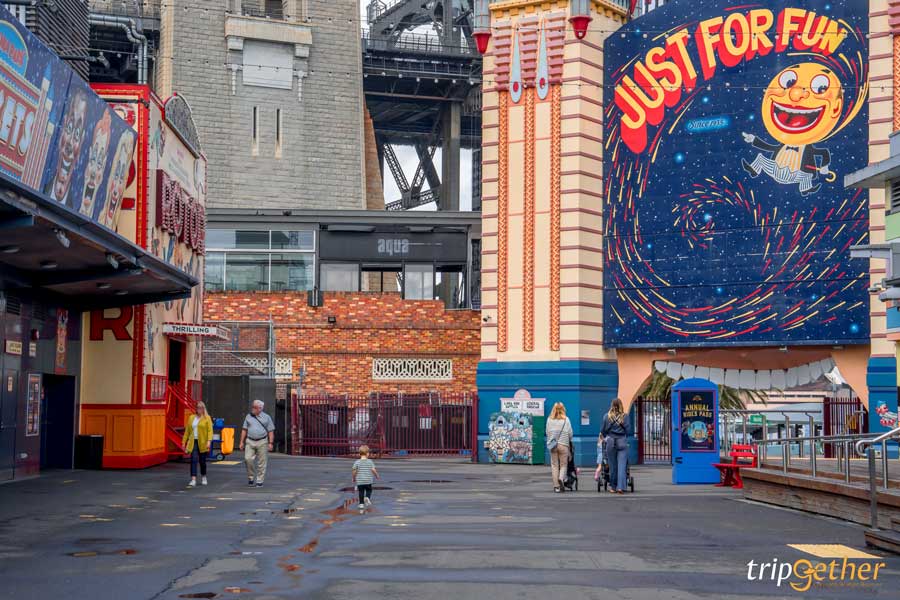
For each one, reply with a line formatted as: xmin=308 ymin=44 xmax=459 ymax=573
xmin=239 ymin=400 xmax=275 ymax=487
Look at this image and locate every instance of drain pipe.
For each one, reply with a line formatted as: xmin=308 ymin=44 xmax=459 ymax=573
xmin=88 ymin=14 xmax=148 ymax=85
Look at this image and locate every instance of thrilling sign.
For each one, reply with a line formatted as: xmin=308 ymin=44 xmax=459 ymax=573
xmin=603 ymin=0 xmax=869 ymax=348
xmin=156 ymin=169 xmax=205 ymax=253
xmin=162 ymin=323 xmax=229 ymax=340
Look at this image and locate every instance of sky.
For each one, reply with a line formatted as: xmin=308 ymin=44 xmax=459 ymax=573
xmin=360 ymin=1 xmax=475 ymax=211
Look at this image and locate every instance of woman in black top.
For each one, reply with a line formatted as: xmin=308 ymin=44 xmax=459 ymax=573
xmin=600 ymin=398 xmax=633 ymax=494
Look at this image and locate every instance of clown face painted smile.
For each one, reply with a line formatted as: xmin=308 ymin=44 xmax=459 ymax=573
xmin=770 ymin=101 xmax=825 ymax=134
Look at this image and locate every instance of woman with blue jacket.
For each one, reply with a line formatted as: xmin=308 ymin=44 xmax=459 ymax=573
xmin=598 ymin=398 xmax=632 ymax=494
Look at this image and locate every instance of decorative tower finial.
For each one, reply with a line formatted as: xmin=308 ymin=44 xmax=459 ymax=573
xmin=473 ymin=0 xmax=491 ymax=54
xmin=569 ymin=0 xmax=592 ymax=40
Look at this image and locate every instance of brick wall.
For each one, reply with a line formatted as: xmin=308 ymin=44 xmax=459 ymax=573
xmin=204 ymin=292 xmax=481 ymax=395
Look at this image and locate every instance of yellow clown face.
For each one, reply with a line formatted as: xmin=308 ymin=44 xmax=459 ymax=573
xmin=761 ymin=63 xmax=844 ymax=146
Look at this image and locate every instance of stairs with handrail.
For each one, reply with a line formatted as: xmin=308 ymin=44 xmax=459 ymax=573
xmin=165 ymin=383 xmax=197 ymax=461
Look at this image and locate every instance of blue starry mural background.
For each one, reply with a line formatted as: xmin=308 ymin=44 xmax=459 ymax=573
xmin=602 ymin=0 xmax=870 ymax=347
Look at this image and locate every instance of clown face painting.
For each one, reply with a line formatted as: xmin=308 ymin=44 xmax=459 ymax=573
xmin=742 ymin=63 xmax=845 ymax=196
xmin=79 ymin=110 xmax=111 ymax=218
xmin=99 ymin=130 xmax=136 ymax=229
xmin=48 ymin=90 xmax=88 ymax=203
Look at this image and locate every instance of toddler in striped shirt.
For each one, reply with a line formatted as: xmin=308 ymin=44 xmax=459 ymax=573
xmin=352 ymin=445 xmax=380 ymax=512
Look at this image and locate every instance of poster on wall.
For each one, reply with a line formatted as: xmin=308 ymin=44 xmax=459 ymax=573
xmin=0 ymin=6 xmax=136 ymax=232
xmin=602 ymin=0 xmax=869 ymax=347
xmin=25 ymin=374 xmax=41 ymax=437
xmin=678 ymin=390 xmax=716 ymax=452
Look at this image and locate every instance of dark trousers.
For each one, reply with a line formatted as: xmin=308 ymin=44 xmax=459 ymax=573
xmin=357 ymin=483 xmax=373 ymax=504
xmin=191 ymin=446 xmax=207 ymax=477
xmin=606 ymin=436 xmax=628 ymax=491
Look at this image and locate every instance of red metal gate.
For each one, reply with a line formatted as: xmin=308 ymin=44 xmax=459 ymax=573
xmin=636 ymin=396 xmax=671 ymax=464
xmin=823 ymin=392 xmax=867 ymax=458
xmin=294 ymin=392 xmax=476 ymax=458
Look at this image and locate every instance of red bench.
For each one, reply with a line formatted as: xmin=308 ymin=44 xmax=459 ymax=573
xmin=712 ymin=444 xmax=758 ymax=489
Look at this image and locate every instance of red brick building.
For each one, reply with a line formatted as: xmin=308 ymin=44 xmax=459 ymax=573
xmin=201 ymin=210 xmax=482 ymax=398
xmin=204 ymin=291 xmax=480 ymax=394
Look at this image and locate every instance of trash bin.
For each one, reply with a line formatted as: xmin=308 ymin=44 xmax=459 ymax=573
xmin=74 ymin=435 xmax=104 ymax=470
xmin=209 ymin=418 xmax=235 ymax=461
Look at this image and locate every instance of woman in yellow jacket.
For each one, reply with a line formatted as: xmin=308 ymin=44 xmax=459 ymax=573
xmin=182 ymin=401 xmax=213 ymax=487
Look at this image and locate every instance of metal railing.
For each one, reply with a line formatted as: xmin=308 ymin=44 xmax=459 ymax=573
xmin=856 ymin=426 xmax=900 ymax=529
xmin=362 ymin=30 xmax=477 ymax=57
xmin=367 ymin=0 xmax=407 ymax=24
xmin=742 ymin=424 xmax=900 ymax=529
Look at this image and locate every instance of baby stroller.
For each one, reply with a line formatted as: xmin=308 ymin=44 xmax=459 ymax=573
xmin=562 ymin=452 xmax=578 ymax=492
xmin=597 ymin=437 xmax=634 ymax=493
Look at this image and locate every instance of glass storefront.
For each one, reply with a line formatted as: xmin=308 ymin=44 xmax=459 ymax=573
xmin=205 ymin=230 xmax=316 ymax=292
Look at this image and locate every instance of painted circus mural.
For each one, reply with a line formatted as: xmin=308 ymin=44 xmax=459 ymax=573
xmin=0 ymin=6 xmax=136 ymax=230
xmin=81 ymin=87 xmax=205 ymax=411
xmin=603 ymin=0 xmax=869 ymax=347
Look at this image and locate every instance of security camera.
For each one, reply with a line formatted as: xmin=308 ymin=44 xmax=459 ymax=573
xmin=482 ymin=315 xmax=491 ymax=323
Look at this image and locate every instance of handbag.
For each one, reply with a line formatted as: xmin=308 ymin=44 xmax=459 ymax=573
xmin=547 ymin=419 xmax=570 ymax=451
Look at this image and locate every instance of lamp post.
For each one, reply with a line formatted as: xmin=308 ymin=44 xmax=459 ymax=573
xmin=569 ymin=0 xmax=592 ymax=40
xmin=473 ymin=0 xmax=492 ymax=54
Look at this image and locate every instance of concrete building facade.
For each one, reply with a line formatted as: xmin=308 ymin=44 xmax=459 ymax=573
xmin=154 ymin=0 xmax=367 ymax=211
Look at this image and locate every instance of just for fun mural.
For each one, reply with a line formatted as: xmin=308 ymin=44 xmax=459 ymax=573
xmin=602 ymin=1 xmax=870 ymax=347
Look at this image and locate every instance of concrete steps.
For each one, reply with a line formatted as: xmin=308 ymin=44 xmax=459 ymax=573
xmin=865 ymin=517 xmax=900 ymax=555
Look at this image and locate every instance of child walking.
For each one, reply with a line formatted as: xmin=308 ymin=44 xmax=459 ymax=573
xmin=352 ymin=445 xmax=380 ymax=513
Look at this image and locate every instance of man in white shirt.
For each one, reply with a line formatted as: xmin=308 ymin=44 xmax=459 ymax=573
xmin=239 ymin=399 xmax=275 ymax=487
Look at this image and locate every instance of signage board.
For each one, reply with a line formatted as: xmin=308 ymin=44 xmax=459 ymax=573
xmin=4 ymin=340 xmax=22 ymax=355
xmin=500 ymin=398 xmax=545 ymax=416
xmin=319 ymin=231 xmax=468 ymax=262
xmin=678 ymin=390 xmax=716 ymax=452
xmin=603 ymin=0 xmax=870 ymax=347
xmin=0 ymin=7 xmax=136 ymax=231
xmin=162 ymin=323 xmax=229 ymax=340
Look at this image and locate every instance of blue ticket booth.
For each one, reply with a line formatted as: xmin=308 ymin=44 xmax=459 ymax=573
xmin=672 ymin=378 xmax=720 ymax=484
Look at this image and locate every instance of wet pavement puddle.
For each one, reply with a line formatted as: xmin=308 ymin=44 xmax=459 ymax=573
xmin=68 ymin=548 xmax=138 ymax=557
xmin=178 ymin=593 xmax=218 ymax=599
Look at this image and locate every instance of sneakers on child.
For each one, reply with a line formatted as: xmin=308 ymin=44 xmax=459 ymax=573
xmin=188 ymin=479 xmax=197 ymax=488
xmin=201 ymin=476 xmax=208 ymax=486
xmin=364 ymin=497 xmax=372 ymax=508
xmin=358 ymin=503 xmax=365 ymax=512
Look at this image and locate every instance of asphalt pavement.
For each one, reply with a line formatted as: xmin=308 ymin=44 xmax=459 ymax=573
xmin=0 ymin=455 xmax=898 ymax=599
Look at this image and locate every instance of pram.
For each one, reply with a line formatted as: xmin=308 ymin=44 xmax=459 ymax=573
xmin=562 ymin=451 xmax=578 ymax=492
xmin=597 ymin=437 xmax=634 ymax=493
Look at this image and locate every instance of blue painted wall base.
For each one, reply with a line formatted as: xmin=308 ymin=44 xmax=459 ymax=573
xmin=867 ymin=356 xmax=899 ymax=459
xmin=477 ymin=360 xmax=620 ymax=467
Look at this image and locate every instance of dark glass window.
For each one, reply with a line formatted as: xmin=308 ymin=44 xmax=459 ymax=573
xmin=321 ymin=263 xmax=360 ymax=292
xmin=271 ymin=230 xmax=314 ymax=251
xmin=404 ymin=264 xmax=434 ymax=300
xmin=207 ymin=230 xmax=269 ymax=250
xmin=204 ymin=252 xmax=225 ymax=292
xmin=225 ymin=253 xmax=269 ymax=291
xmin=436 ymin=265 xmax=465 ymax=309
xmin=270 ymin=253 xmax=314 ymax=291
